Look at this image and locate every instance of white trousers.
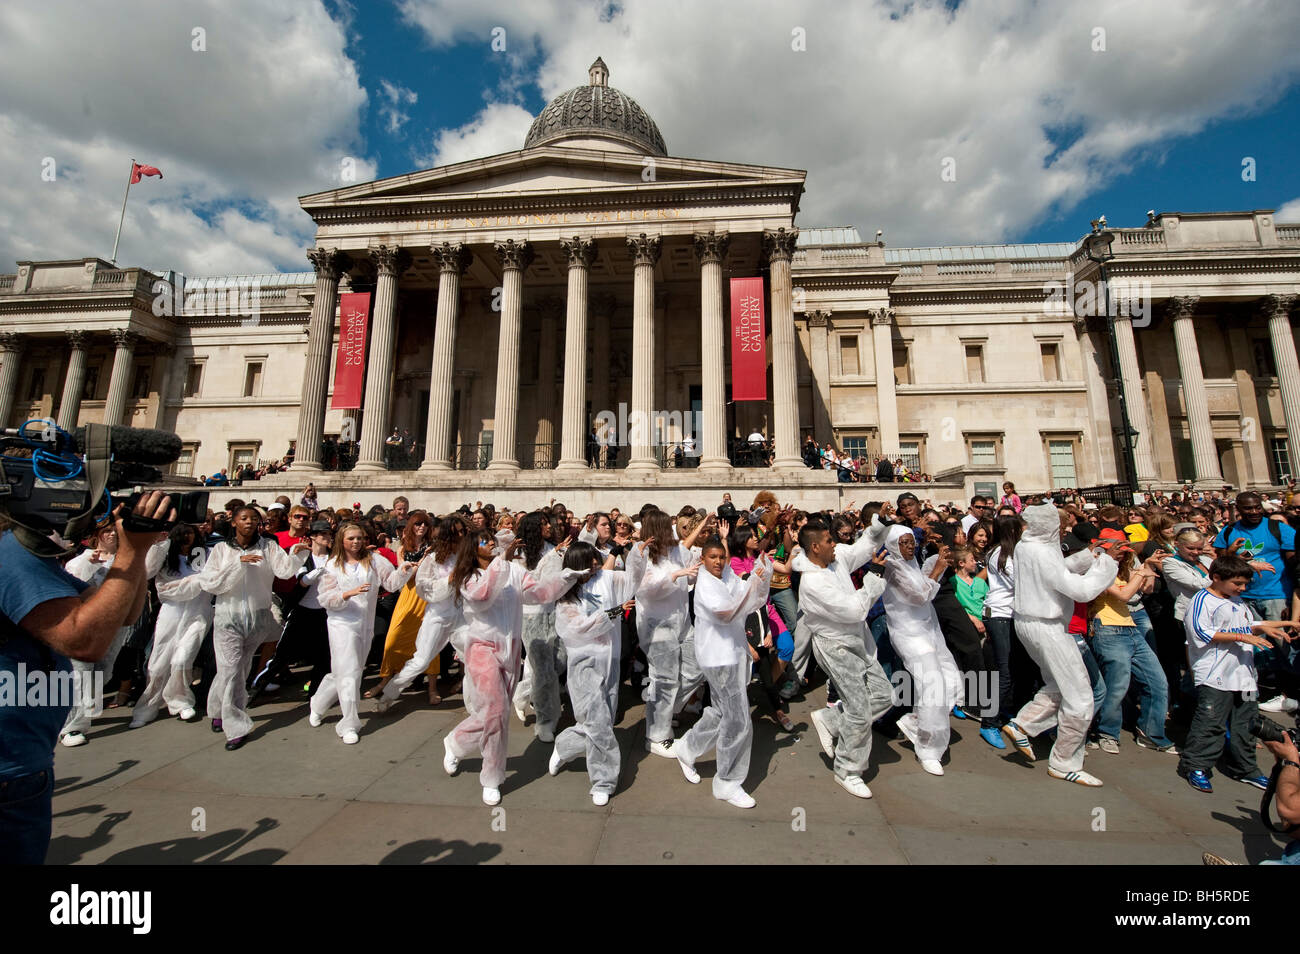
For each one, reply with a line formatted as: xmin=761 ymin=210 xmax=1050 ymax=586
xmin=381 ymin=613 xmax=454 ymax=703
xmin=132 ymin=616 xmax=206 ymax=723
xmin=62 ymin=625 xmax=130 ymax=736
xmin=1011 ymin=616 xmax=1093 ymax=774
xmin=310 ymin=620 xmax=370 ymax=737
xmin=891 ymin=624 xmax=960 ymax=762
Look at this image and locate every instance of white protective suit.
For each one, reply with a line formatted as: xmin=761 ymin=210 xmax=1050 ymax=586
xmin=61 ymin=539 xmax=168 ymax=737
xmin=131 ymin=552 xmax=213 ymax=724
xmin=1009 ymin=503 xmax=1117 ymax=773
xmin=881 ymin=525 xmax=961 ymax=763
xmin=511 ymin=544 xmax=566 ymax=737
xmin=791 ymin=532 xmax=889 ymax=779
xmin=677 ymin=558 xmax=772 ymax=800
xmin=379 ymin=552 xmax=463 ymax=704
xmin=448 ymin=557 xmax=579 ymax=791
xmin=627 ymin=541 xmax=696 ymax=744
xmin=198 ymin=537 xmax=306 ymax=742
xmin=314 ymin=553 xmax=413 ymax=737
xmin=552 ymin=558 xmax=646 ymax=796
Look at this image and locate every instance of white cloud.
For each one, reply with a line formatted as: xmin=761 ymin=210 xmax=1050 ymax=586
xmin=418 ymin=102 xmax=535 ymax=167
xmin=0 ymin=0 xmax=373 ymax=274
xmin=399 ymin=0 xmax=1300 ymax=245
xmin=1276 ymin=198 xmax=1300 ymax=223
xmin=379 ymin=79 xmax=419 ymax=135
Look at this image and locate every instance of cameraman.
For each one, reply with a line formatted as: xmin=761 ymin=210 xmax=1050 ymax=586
xmin=0 ymin=491 xmax=172 ymax=864
xmin=1261 ymin=733 xmax=1300 ymax=864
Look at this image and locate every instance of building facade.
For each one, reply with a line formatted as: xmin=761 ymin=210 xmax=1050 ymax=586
xmin=2 ymin=60 xmax=1299 ymax=511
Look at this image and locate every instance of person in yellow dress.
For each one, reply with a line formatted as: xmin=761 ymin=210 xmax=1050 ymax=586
xmin=366 ymin=511 xmax=440 ymax=704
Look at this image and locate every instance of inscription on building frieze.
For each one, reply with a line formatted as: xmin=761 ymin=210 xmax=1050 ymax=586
xmin=408 ymin=209 xmax=686 ymax=231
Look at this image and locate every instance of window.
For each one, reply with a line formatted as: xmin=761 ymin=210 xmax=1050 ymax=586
xmin=839 ymin=335 xmax=859 ymax=376
xmin=969 ymin=439 xmax=998 ymax=468
xmin=243 ymin=361 xmax=263 ymax=397
xmin=1040 ymin=342 xmax=1060 ymax=381
xmin=964 ymin=344 xmax=985 ymax=383
xmin=892 ymin=342 xmax=911 ymax=385
xmin=173 ymin=442 xmax=199 ymax=477
xmin=25 ymin=368 xmax=46 ymax=401
xmin=132 ymin=364 xmax=151 ymax=399
xmin=1271 ymin=437 xmax=1292 ymax=482
xmin=895 ymin=438 xmax=923 ymax=474
xmin=1048 ymin=439 xmax=1078 ymax=488
xmin=1255 ymin=341 xmax=1278 ymax=378
xmin=82 ymin=365 xmax=100 ymax=401
xmin=228 ymin=441 xmax=261 ymax=473
xmin=841 ymin=434 xmax=873 ymax=460
xmin=183 ymin=363 xmax=204 ymax=397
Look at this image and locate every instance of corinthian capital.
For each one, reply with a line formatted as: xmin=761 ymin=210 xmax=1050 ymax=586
xmin=762 ymin=227 xmax=799 ymax=263
xmin=306 ymin=247 xmax=345 ymax=282
xmin=494 ymin=238 xmax=534 ymax=272
xmin=560 ymin=236 xmax=596 ymax=269
xmin=1165 ymin=296 xmax=1199 ymax=322
xmin=110 ymin=328 xmax=139 ymax=351
xmin=65 ymin=330 xmax=90 ymax=350
xmin=806 ymin=309 xmax=831 ymax=328
xmin=369 ymin=244 xmax=411 ymax=277
xmin=626 ymin=233 xmax=661 ymax=267
xmin=692 ymin=230 xmax=730 ymax=265
xmin=0 ymin=331 xmax=24 ymax=354
xmin=1260 ymin=294 xmax=1298 ymax=321
xmin=870 ymin=307 xmax=895 ymax=327
xmin=431 ymin=242 xmax=472 ymax=275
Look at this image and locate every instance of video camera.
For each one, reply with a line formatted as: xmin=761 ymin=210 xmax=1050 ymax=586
xmin=1250 ymin=711 xmax=1300 ymax=834
xmin=0 ymin=418 xmax=207 ymax=556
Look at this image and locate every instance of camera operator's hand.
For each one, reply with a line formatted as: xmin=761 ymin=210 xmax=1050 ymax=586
xmin=114 ymin=491 xmax=174 ymax=558
xmin=1264 ymin=736 xmax=1300 ymax=765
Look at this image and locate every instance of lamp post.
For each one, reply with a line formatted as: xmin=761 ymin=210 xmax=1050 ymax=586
xmin=1083 ymin=220 xmax=1138 ymax=495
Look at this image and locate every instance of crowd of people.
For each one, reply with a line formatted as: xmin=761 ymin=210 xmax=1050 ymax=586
xmin=34 ymin=481 xmax=1300 ymax=854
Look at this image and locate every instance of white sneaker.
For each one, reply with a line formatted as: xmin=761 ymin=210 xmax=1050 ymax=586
xmin=60 ymin=732 xmax=87 ymax=747
xmin=537 ymin=724 xmax=555 ymax=743
xmin=592 ymin=792 xmax=610 ymax=806
xmin=308 ymin=712 xmax=323 ymax=728
xmin=342 ymin=731 xmax=359 ymax=745
xmin=265 ymin=683 xmax=281 ymax=693
xmin=810 ymin=708 xmax=837 ymax=759
xmin=178 ymin=707 xmax=196 ymax=722
xmin=443 ymin=736 xmax=460 ymax=776
xmin=919 ymin=758 xmax=944 ymax=776
xmin=373 ymin=697 xmax=394 ymax=714
xmin=1260 ymin=694 xmax=1299 ymax=714
xmin=1098 ymin=736 xmax=1120 ymax=754
xmin=722 ymin=789 xmax=756 ymax=809
xmin=645 ymin=739 xmax=676 ymax=759
xmin=676 ymin=746 xmax=700 ymax=784
xmin=482 ymin=787 xmax=501 ymax=806
xmin=835 ymin=774 xmax=872 ymax=799
xmin=1048 ymin=766 xmax=1104 ymax=787
xmin=513 ymin=700 xmax=529 ymax=723
xmin=548 ymin=746 xmax=567 ymax=776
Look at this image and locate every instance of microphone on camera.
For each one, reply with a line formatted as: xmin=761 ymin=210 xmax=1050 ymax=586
xmin=71 ymin=426 xmax=183 ymax=465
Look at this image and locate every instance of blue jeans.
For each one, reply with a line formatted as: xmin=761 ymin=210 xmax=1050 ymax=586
xmin=0 ymin=769 xmax=53 ymax=864
xmin=1074 ymin=633 xmax=1106 ymax=720
xmin=1091 ymin=623 xmax=1172 ymax=744
xmin=984 ymin=616 xmax=1014 ymax=725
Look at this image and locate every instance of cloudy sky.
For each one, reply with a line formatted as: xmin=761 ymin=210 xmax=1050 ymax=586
xmin=2 ymin=0 xmax=1298 ymax=276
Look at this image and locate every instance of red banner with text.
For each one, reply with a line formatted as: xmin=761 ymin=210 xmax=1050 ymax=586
xmin=331 ymin=292 xmax=371 ymax=409
xmin=730 ymin=277 xmax=767 ymax=401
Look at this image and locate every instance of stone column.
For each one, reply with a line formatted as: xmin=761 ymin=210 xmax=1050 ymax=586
xmin=353 ymin=245 xmax=408 ymax=473
xmin=626 ymin=233 xmax=661 ymax=474
xmin=421 ymin=242 xmax=472 ymax=471
xmin=1111 ymin=313 xmax=1159 ymax=484
xmin=556 ymin=236 xmax=595 ymax=473
xmin=103 ymin=328 xmax=139 ymax=427
xmin=57 ymin=330 xmax=90 ymax=430
xmin=764 ymin=227 xmax=802 ymax=470
xmin=534 ymin=296 xmax=562 ymax=466
xmin=870 ymin=307 xmax=899 ymax=455
xmin=294 ymin=247 xmax=346 ymax=471
xmin=1169 ymin=296 xmax=1222 ymax=486
xmin=487 ymin=239 xmax=533 ymax=473
xmin=0 ymin=332 xmax=25 ymax=428
xmin=1264 ymin=294 xmax=1300 ymax=468
xmin=694 ymin=230 xmax=730 ymax=472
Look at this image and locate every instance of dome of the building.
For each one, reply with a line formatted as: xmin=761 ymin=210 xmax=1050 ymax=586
xmin=524 ymin=58 xmax=667 ymax=156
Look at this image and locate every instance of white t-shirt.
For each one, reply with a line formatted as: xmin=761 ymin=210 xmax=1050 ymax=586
xmin=984 ymin=548 xmax=1014 ymax=619
xmin=1184 ymin=589 xmax=1258 ymax=692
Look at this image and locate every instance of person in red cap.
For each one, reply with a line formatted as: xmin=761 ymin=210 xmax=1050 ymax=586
xmin=1087 ymin=530 xmax=1174 ymax=755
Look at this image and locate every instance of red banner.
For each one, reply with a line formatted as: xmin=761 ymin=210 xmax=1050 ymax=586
xmin=730 ymin=277 xmax=767 ymax=401
xmin=331 ymin=292 xmax=371 ymax=409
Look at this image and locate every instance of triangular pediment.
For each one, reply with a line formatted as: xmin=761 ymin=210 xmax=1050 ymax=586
xmin=300 ymin=146 xmax=805 ymax=217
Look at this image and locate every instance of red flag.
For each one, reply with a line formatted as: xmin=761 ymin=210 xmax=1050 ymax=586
xmin=130 ymin=162 xmax=163 ymax=184
xmin=730 ymin=277 xmax=768 ymax=401
xmin=331 ymin=292 xmax=371 ymax=409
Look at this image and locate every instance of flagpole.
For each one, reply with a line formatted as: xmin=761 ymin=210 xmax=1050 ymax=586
xmin=110 ymin=159 xmax=134 ymax=264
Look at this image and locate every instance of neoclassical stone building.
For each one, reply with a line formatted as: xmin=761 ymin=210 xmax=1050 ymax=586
xmin=2 ymin=59 xmax=1299 ymax=512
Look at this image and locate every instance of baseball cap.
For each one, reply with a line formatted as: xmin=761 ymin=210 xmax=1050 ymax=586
xmin=1095 ymin=527 xmax=1133 ymax=552
xmin=896 ymin=492 xmax=919 ymax=506
xmin=310 ymin=520 xmax=333 ymax=535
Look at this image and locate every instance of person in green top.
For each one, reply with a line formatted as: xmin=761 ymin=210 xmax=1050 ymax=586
xmin=952 ymin=545 xmax=989 ymax=625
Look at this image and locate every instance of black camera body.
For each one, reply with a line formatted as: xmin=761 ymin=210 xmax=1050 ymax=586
xmin=1250 ymin=713 xmax=1299 ymax=748
xmin=0 ymin=419 xmax=207 ymax=551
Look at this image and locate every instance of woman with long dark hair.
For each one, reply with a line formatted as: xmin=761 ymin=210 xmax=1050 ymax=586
xmin=548 ymin=540 xmax=646 ymax=805
xmin=442 ymin=528 xmax=579 ymax=806
xmin=130 ymin=524 xmax=212 ymax=728
xmin=510 ymin=510 xmax=568 ymax=741
xmin=366 ymin=510 xmax=438 ymax=702
xmin=375 ymin=515 xmax=467 ymax=713
xmin=983 ymin=515 xmax=1024 ymax=736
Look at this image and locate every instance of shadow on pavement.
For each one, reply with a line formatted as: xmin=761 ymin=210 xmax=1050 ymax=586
xmin=48 ymin=814 xmax=288 ymax=865
xmin=53 ymin=759 xmax=141 ymax=797
xmin=380 ymin=838 xmax=504 ymax=864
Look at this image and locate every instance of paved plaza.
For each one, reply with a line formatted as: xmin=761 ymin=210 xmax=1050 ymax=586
xmin=44 ymin=677 xmax=1293 ymax=865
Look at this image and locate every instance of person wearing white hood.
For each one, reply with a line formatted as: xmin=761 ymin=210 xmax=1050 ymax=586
xmin=548 ymin=540 xmax=647 ymax=804
xmin=880 ymin=524 xmax=962 ymax=775
xmin=1000 ymin=502 xmax=1118 ymax=786
xmin=674 ymin=534 xmax=772 ymax=808
xmin=792 ymin=519 xmax=890 ymax=797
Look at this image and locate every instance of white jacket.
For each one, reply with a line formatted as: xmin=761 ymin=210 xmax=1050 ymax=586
xmin=1011 ymin=504 xmax=1116 ymax=621
xmin=791 ymin=534 xmax=885 ymax=649
xmin=693 ymin=557 xmax=772 ymax=668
